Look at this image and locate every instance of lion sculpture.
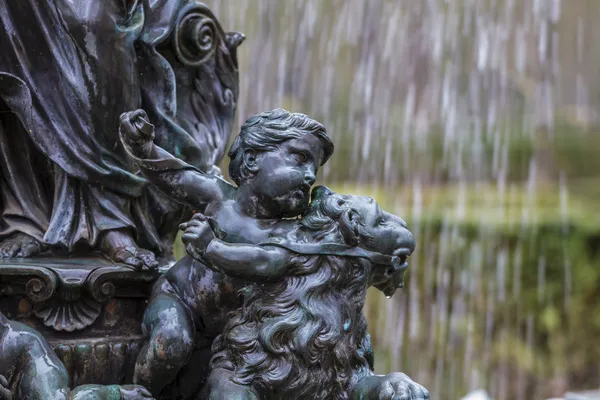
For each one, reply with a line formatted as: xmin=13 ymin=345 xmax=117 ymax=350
xmin=192 ymin=186 xmax=429 ymax=400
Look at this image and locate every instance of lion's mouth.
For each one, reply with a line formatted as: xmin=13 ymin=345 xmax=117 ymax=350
xmin=393 ymin=248 xmax=411 ymax=269
xmin=395 ymin=255 xmax=408 ymax=268
xmin=393 ymin=247 xmax=413 ymax=256
xmin=376 ymin=249 xmax=412 ymax=297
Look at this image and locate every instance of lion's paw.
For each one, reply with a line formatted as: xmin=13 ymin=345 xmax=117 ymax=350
xmin=119 ymin=385 xmax=154 ymax=400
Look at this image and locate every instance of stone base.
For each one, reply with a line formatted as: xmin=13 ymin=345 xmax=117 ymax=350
xmin=0 ymin=256 xmax=159 ymax=385
xmin=50 ymin=336 xmax=146 ymax=386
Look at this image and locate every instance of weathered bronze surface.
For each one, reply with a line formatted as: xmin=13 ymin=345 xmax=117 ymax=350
xmin=119 ymin=109 xmax=429 ymax=399
xmin=0 ymin=1 xmax=429 ymax=399
xmin=0 ymin=257 xmax=158 ymax=389
xmin=0 ymin=309 xmax=153 ymax=399
xmin=0 ymin=0 xmax=242 ymax=269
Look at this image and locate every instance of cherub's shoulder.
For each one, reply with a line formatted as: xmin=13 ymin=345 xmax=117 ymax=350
xmin=215 ymin=176 xmax=236 ymax=197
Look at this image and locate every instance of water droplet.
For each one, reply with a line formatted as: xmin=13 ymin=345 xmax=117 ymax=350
xmin=343 ymin=319 xmax=351 ymax=331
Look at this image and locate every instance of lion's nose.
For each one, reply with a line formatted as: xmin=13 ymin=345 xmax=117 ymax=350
xmin=397 ymin=230 xmax=416 ymax=255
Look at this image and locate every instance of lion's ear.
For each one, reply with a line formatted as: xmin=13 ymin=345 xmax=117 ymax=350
xmin=339 ymin=208 xmax=360 ymax=246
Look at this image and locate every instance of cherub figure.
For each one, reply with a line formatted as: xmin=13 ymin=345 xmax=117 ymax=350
xmin=119 ymin=108 xmax=427 ymax=399
xmin=182 ymin=186 xmax=429 ymax=400
xmin=119 ymin=108 xmax=333 ymax=396
xmin=0 ymin=311 xmax=152 ymax=400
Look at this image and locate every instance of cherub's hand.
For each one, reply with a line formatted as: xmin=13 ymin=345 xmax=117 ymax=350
xmin=0 ymin=375 xmax=12 ymax=400
xmin=351 ymin=373 xmax=429 ymax=400
xmin=119 ymin=109 xmax=155 ymax=158
xmin=180 ymin=213 xmax=215 ymax=257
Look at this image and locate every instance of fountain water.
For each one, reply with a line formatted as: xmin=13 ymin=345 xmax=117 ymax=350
xmin=198 ymin=1 xmax=600 ymax=399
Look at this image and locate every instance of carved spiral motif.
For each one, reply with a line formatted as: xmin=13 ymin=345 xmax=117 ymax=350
xmin=25 ymin=273 xmax=56 ymax=303
xmin=172 ymin=5 xmax=219 ymax=67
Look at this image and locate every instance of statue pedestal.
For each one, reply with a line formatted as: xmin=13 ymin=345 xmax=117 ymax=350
xmin=0 ymin=257 xmax=159 ymax=386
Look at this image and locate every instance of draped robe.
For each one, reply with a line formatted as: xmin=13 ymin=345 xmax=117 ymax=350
xmin=0 ymin=0 xmax=240 ymax=255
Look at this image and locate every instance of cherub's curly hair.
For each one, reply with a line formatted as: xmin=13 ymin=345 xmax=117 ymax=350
xmin=227 ymin=109 xmax=334 ymax=185
xmin=209 ymin=186 xmax=374 ymax=399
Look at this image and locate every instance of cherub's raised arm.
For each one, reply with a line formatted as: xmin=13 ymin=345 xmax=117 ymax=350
xmin=119 ymin=110 xmax=231 ymax=209
xmin=201 ymin=239 xmax=293 ymax=281
xmin=131 ymin=145 xmax=227 ymax=209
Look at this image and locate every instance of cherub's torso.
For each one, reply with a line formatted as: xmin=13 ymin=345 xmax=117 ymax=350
xmin=204 ymin=199 xmax=297 ymax=244
xmin=163 ymin=195 xmax=300 ymax=335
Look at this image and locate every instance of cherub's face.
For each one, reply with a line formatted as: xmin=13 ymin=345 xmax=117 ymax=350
xmin=248 ymin=135 xmax=324 ymax=218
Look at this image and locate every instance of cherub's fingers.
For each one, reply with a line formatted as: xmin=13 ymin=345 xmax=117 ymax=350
xmin=191 ymin=213 xmax=207 ymax=221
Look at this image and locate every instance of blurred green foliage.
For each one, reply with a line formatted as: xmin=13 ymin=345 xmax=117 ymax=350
xmin=355 ymin=180 xmax=600 ymax=400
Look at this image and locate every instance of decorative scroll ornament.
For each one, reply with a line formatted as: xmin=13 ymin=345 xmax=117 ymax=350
xmin=25 ymin=275 xmax=56 ymax=303
xmin=0 ymin=265 xmax=57 ymax=302
xmin=172 ymin=3 xmax=222 ymax=67
xmin=87 ymin=265 xmax=158 ymax=303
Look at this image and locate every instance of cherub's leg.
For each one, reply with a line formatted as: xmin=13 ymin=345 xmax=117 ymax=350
xmin=10 ymin=349 xmax=153 ymax=400
xmin=133 ymin=292 xmax=195 ymax=396
xmin=13 ymin=358 xmax=70 ymax=400
xmin=201 ymin=369 xmax=259 ymax=400
xmin=71 ymin=384 xmax=153 ymax=400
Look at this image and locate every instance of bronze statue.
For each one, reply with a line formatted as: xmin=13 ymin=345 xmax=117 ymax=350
xmin=196 ymin=186 xmax=427 ymax=400
xmin=0 ymin=0 xmax=243 ymax=268
xmin=0 ymin=311 xmax=152 ymax=400
xmin=118 ymin=109 xmax=428 ymax=399
xmin=119 ymin=108 xmax=334 ymax=396
xmin=0 ymin=1 xmax=429 ymax=398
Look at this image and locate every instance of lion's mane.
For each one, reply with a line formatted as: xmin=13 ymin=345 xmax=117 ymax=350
xmin=210 ymin=188 xmax=375 ymax=399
